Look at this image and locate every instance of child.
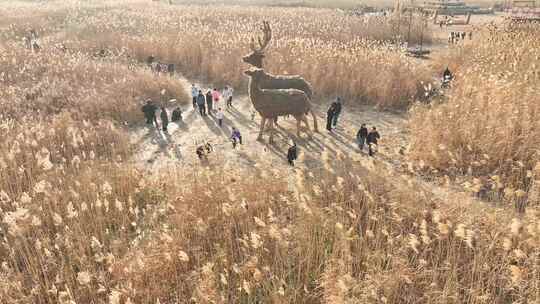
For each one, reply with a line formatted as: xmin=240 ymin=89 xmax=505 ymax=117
xmin=231 ymin=127 xmax=242 ymax=148
xmin=216 ymin=108 xmax=224 ymax=127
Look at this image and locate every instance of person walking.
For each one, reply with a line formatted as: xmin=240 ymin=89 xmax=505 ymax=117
xmin=226 ymin=86 xmax=234 ymax=108
xmin=332 ymin=97 xmax=342 ymax=128
xmin=287 ymin=142 xmax=298 ymax=166
xmin=366 ymin=127 xmax=381 ymax=157
xmin=160 ymin=107 xmax=169 ymax=132
xmin=196 ymin=90 xmax=206 ymax=116
xmin=231 ymin=127 xmax=242 ymax=148
xmin=141 ymin=99 xmax=158 ymax=127
xmin=216 ymin=108 xmax=224 ymax=127
xmin=222 ymin=86 xmax=229 ymax=108
xmin=356 ymin=124 xmax=368 ymax=151
xmin=191 ymin=84 xmax=198 ymax=109
xmin=171 ymin=107 xmax=182 ymax=122
xmin=206 ymin=89 xmax=213 ymax=113
xmin=326 ymin=103 xmax=336 ymax=132
xmin=212 ymin=88 xmax=221 ymax=111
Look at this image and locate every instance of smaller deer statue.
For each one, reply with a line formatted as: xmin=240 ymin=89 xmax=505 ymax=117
xmin=245 ymin=68 xmax=315 ymax=143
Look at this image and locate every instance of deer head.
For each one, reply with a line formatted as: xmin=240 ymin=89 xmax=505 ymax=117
xmin=242 ymin=21 xmax=272 ymax=68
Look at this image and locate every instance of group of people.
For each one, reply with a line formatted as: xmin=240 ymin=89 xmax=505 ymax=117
xmin=22 ymin=29 xmax=40 ymax=52
xmin=324 ymin=97 xmax=382 ymax=157
xmin=356 ymin=124 xmax=381 ymax=157
xmin=141 ymin=99 xmax=183 ymax=132
xmin=448 ymin=31 xmax=472 ymax=44
xmin=143 ymin=88 xmax=384 ymax=165
xmin=326 ymin=97 xmax=343 ymax=131
xmin=191 ymin=84 xmax=234 ymax=117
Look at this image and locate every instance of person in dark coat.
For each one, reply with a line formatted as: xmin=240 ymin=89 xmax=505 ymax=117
xmin=366 ymin=127 xmax=381 ymax=157
xmin=191 ymin=84 xmax=198 ymax=109
xmin=160 ymin=107 xmax=169 ymax=132
xmin=287 ymin=142 xmax=298 ymax=166
xmin=356 ymin=124 xmax=368 ymax=151
xmin=141 ymin=100 xmax=158 ymax=127
xmin=332 ymin=97 xmax=342 ymax=127
xmin=171 ymin=107 xmax=182 ymax=122
xmin=206 ymin=90 xmax=213 ymax=113
xmin=196 ymin=90 xmax=206 ymax=116
xmin=167 ymin=64 xmax=175 ymax=77
xmin=326 ymin=103 xmax=336 ymax=132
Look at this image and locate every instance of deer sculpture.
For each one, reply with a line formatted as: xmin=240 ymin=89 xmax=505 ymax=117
xmin=243 ymin=22 xmax=315 ymax=101
xmin=245 ymin=68 xmax=315 ymax=143
xmin=243 ymin=21 xmax=318 ymax=137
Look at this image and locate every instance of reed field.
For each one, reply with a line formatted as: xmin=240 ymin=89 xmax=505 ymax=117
xmin=410 ymin=23 xmax=540 ymax=205
xmin=1 ymin=0 xmax=433 ymax=109
xmin=1 ymin=0 xmax=540 ymax=303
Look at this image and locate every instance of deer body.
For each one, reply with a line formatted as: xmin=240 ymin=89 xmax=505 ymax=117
xmin=256 ymin=71 xmax=314 ymax=100
xmin=246 ymin=69 xmax=316 ymax=142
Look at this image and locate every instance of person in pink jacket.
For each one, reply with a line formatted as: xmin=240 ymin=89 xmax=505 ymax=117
xmin=212 ymin=88 xmax=221 ymax=110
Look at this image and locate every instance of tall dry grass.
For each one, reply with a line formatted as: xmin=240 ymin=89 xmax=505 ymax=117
xmin=0 ymin=43 xmax=188 ymax=123
xmin=2 ymin=1 xmax=539 ymax=303
xmin=16 ymin=0 xmax=433 ymax=109
xmin=409 ymin=23 xmax=540 ymax=204
xmin=2 ymin=150 xmax=539 ymax=303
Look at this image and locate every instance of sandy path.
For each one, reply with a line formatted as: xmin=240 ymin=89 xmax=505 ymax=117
xmin=129 ymin=80 xmax=408 ymax=176
xmin=129 ymin=71 xmax=515 ymax=222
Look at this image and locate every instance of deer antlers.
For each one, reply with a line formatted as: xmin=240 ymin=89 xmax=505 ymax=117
xmin=250 ymin=21 xmax=272 ymax=53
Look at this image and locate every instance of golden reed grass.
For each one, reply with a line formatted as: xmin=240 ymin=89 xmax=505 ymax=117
xmin=0 ymin=1 xmax=539 ymax=303
xmin=410 ymin=23 xmax=540 ymax=207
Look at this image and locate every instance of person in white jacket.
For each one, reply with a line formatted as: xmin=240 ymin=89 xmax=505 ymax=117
xmin=216 ymin=108 xmax=224 ymax=127
xmin=191 ymin=84 xmax=198 ymax=109
xmin=226 ymin=86 xmax=234 ymax=108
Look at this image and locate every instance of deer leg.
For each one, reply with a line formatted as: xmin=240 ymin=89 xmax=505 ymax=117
xmin=295 ymin=117 xmax=301 ymax=137
xmin=310 ymin=109 xmax=319 ymax=133
xmin=268 ymin=118 xmax=275 ymax=144
xmin=258 ymin=117 xmax=267 ymax=140
xmin=302 ymin=115 xmax=312 ymax=138
xmin=302 ymin=115 xmax=310 ymax=132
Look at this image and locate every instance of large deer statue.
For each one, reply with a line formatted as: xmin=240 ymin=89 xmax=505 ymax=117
xmin=243 ymin=22 xmax=314 ymax=100
xmin=243 ymin=21 xmax=318 ymax=135
xmin=245 ymin=68 xmax=314 ymax=143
